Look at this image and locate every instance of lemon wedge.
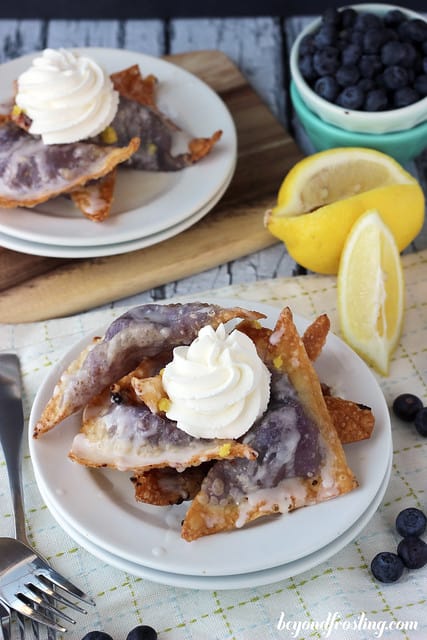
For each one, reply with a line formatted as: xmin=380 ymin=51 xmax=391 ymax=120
xmin=337 ymin=209 xmax=405 ymax=376
xmin=265 ymin=147 xmax=424 ymax=274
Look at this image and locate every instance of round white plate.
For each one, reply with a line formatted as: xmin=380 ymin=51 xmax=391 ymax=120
xmin=29 ymin=299 xmax=392 ymax=577
xmin=35 ymin=445 xmax=392 ymax=590
xmin=0 ymin=48 xmax=237 ymax=247
xmin=0 ymin=161 xmax=234 ymax=258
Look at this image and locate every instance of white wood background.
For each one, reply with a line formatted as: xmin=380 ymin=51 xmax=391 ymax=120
xmin=0 ymin=17 xmax=426 ymax=309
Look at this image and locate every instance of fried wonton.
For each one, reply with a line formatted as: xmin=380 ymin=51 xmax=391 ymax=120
xmin=109 ymin=65 xmax=222 ymax=170
xmin=2 ymin=60 xmax=222 ymax=219
xmin=181 ymin=307 xmax=358 ymax=541
xmin=111 ymin=65 xmax=159 ymax=112
xmin=34 ymin=303 xmax=265 ymax=438
xmin=131 ymin=390 xmax=373 ymax=507
xmin=131 ymin=374 xmax=166 ymax=414
xmin=69 ymin=169 xmax=117 ymax=222
xmin=323 ymin=395 xmax=375 ymax=444
xmin=131 ymin=463 xmax=212 ymax=506
xmin=302 ymin=313 xmax=330 ymax=361
xmin=236 ymin=312 xmax=330 ymax=365
xmin=130 ymin=333 xmax=374 ymax=509
xmin=0 ymin=120 xmax=139 ymax=208
xmin=70 ymin=387 xmax=256 ymax=472
xmin=110 ymin=96 xmax=222 ymax=172
xmin=0 ymin=99 xmax=13 ymax=123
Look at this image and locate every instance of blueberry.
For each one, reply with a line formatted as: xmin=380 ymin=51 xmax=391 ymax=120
xmin=406 ymin=68 xmax=416 ymax=84
xmin=336 ymin=64 xmax=360 ymax=87
xmin=81 ymin=633 xmax=113 ymax=640
xmin=321 ymin=8 xmax=340 ymax=27
xmin=400 ymin=19 xmax=427 ymax=45
xmin=397 ymin=20 xmax=412 ymax=42
xmin=314 ymin=24 xmax=337 ymax=48
xmin=414 ymin=407 xmax=427 ymax=437
xmin=383 ymin=65 xmax=409 ymax=90
xmin=299 ymin=54 xmax=316 ymax=81
xmin=350 ymin=30 xmax=364 ymax=47
xmin=365 ymin=88 xmax=388 ymax=111
xmin=397 ymin=537 xmax=427 ymax=569
xmin=338 ymin=28 xmax=352 ymax=45
xmin=299 ymin=34 xmax=316 ymax=56
xmin=392 ymin=393 xmax=423 ymax=422
xmin=406 ymin=19 xmax=427 ymax=44
xmin=342 ymin=43 xmax=362 ymax=66
xmin=301 ymin=7 xmax=427 ymax=116
xmin=357 ymin=77 xmax=375 ymax=92
xmin=314 ymin=76 xmax=340 ymax=102
xmin=313 ymin=47 xmax=340 ymax=76
xmin=382 ymin=27 xmax=399 ymax=44
xmin=111 ymin=391 xmax=123 ymax=404
xmin=400 ymin=43 xmax=418 ymax=69
xmin=384 ymin=9 xmax=406 ymax=28
xmin=414 ymin=75 xmax=427 ymax=97
xmin=394 ymin=87 xmax=420 ymax=108
xmin=363 ymin=28 xmax=387 ymax=54
xmin=340 ymin=8 xmax=357 ymax=29
xmin=381 ymin=40 xmax=407 ymax=66
xmin=126 ymin=625 xmax=158 ymax=640
xmin=359 ymin=54 xmax=383 ymax=79
xmin=336 ymin=85 xmax=364 ymax=110
xmin=396 ymin=508 xmax=427 ymax=538
xmin=371 ymin=551 xmax=405 ymax=583
xmin=354 ymin=12 xmax=381 ymax=32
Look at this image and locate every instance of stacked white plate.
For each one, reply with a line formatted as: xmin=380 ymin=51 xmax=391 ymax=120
xmin=0 ymin=49 xmax=237 ymax=258
xmin=29 ymin=300 xmax=393 ymax=590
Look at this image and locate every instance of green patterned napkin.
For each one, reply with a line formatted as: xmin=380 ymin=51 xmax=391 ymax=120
xmin=0 ymin=250 xmax=426 ymax=640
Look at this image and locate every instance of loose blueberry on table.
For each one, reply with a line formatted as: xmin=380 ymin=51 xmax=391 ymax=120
xmin=397 ymin=537 xmax=427 ymax=570
xmin=392 ymin=394 xmax=424 ymax=422
xmin=395 ymin=507 xmax=427 ymax=538
xmin=81 ymin=625 xmax=157 ymax=640
xmin=370 ymin=551 xmax=405 ymax=583
xmin=371 ymin=508 xmax=427 ymax=583
xmin=392 ymin=394 xmax=427 ymax=438
xmin=414 ymin=407 xmax=427 ymax=437
xmin=298 ymin=7 xmax=427 ymax=111
xmin=127 ymin=626 xmax=158 ymax=640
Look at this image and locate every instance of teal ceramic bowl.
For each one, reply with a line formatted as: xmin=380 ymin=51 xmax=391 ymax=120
xmin=290 ymin=81 xmax=427 ymax=165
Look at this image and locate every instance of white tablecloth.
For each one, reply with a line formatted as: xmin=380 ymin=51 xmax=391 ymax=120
xmin=1 ymin=249 xmax=427 ymax=640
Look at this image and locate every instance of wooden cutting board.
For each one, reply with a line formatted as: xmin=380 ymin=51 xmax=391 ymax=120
xmin=0 ymin=50 xmax=304 ymax=323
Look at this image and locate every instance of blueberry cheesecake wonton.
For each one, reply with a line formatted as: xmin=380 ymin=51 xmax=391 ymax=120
xmin=0 ymin=50 xmax=221 ymax=221
xmin=34 ymin=302 xmax=375 ymax=540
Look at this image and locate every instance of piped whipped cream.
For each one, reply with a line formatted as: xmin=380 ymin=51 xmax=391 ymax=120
xmin=15 ymin=48 xmax=119 ymax=144
xmin=162 ymin=323 xmax=271 ymax=439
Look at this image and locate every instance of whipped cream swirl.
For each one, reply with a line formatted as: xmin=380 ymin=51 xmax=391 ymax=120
xmin=162 ymin=324 xmax=271 ymax=439
xmin=15 ymin=48 xmax=119 ymax=144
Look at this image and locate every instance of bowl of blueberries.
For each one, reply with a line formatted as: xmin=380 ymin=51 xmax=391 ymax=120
xmin=290 ymin=4 xmax=427 ymax=162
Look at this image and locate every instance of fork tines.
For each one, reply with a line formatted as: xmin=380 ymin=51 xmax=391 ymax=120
xmin=33 ymin=555 xmax=95 ymax=606
xmin=0 ymin=553 xmax=94 ymax=633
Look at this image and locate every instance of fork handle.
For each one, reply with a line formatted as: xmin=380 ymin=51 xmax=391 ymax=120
xmin=0 ymin=354 xmax=28 ymax=545
xmin=4 ymin=447 xmax=28 ymax=544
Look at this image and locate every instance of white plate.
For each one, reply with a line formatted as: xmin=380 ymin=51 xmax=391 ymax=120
xmin=35 ymin=446 xmax=392 ymax=590
xmin=0 ymin=161 xmax=234 ymax=258
xmin=0 ymin=48 xmax=236 ymax=247
xmin=29 ymin=299 xmax=392 ymax=577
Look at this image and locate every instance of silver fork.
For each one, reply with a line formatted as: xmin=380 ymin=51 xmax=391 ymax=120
xmin=0 ymin=353 xmax=95 ymax=634
xmin=0 ymin=602 xmax=11 ymax=640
